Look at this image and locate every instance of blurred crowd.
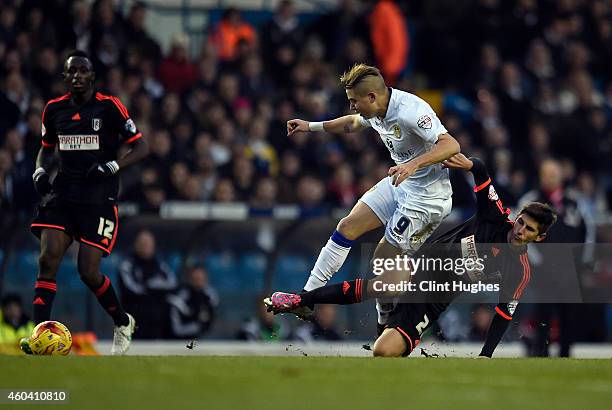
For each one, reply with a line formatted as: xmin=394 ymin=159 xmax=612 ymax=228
xmin=117 ymin=229 xmax=219 ymax=340
xmin=1 ymin=0 xmax=612 ymax=349
xmin=0 ymin=0 xmax=610 ymax=221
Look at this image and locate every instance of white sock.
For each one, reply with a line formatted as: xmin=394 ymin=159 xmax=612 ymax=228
xmin=303 ymin=233 xmax=353 ymax=291
xmin=376 ymin=299 xmax=398 ymax=325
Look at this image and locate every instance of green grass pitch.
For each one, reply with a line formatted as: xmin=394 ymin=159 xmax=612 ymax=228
xmin=1 ymin=356 xmax=611 ymax=410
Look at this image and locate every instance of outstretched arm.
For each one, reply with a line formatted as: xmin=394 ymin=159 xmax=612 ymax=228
xmin=287 ymin=114 xmax=366 ymax=136
xmin=479 ymin=253 xmax=530 ymax=357
xmin=479 ymin=305 xmax=513 ymax=357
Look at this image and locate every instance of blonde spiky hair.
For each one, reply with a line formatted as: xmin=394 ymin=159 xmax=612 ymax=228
xmin=340 ymin=63 xmax=385 ymax=92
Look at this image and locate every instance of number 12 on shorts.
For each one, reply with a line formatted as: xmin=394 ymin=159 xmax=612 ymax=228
xmin=97 ymin=218 xmax=115 ymax=239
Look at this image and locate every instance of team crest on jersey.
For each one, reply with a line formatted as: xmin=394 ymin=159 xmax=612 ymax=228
xmin=488 ymin=185 xmax=499 ymax=201
xmin=507 ymin=300 xmax=518 ymax=315
xmin=92 ymin=118 xmax=102 ymax=131
xmin=393 ymin=124 xmax=401 ymax=139
xmin=417 ymin=115 xmax=432 ymax=129
xmin=125 ymin=119 xmax=137 ymax=134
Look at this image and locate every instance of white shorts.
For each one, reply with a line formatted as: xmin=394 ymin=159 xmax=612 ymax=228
xmin=360 ymin=176 xmax=452 ymax=255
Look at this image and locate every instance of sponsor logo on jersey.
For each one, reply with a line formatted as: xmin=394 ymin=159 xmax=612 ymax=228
xmin=384 ymin=137 xmax=414 ymax=160
xmin=41 ymin=123 xmax=46 ymax=136
xmin=507 ymin=300 xmax=518 ymax=315
xmin=461 ymin=235 xmax=478 ymax=259
xmin=58 ymin=135 xmax=100 ymax=151
xmin=461 ymin=235 xmax=485 ymax=281
xmin=417 ymin=114 xmax=432 ymax=129
xmin=125 ymin=119 xmax=137 ymax=134
xmin=488 ymin=185 xmax=499 ymax=201
xmin=92 ymin=118 xmax=101 ymax=131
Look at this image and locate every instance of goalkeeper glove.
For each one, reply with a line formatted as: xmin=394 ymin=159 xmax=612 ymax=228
xmin=87 ymin=161 xmax=120 ymax=178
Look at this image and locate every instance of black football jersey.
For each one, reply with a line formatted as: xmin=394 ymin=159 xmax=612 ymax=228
xmin=423 ymin=158 xmax=531 ymax=319
xmin=41 ymin=92 xmax=142 ymax=204
xmin=411 ymin=158 xmax=534 ymax=357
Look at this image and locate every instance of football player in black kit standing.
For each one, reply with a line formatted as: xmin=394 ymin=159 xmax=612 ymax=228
xmin=266 ymin=153 xmax=557 ymax=358
xmin=20 ymin=51 xmax=149 ymax=355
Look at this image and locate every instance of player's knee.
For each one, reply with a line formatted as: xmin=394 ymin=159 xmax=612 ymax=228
xmin=38 ymin=251 xmax=61 ymax=276
xmin=372 ymin=329 xmax=407 ymax=357
xmin=336 ymin=216 xmax=359 ymax=240
xmin=372 ymin=342 xmax=403 ymax=357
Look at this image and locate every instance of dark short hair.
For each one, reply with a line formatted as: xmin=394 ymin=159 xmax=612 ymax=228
xmin=518 ymin=202 xmax=557 ymax=235
xmin=66 ymin=50 xmax=90 ymax=60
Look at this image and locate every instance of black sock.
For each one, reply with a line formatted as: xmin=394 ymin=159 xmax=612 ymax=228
xmin=300 ymin=279 xmax=367 ymax=307
xmin=33 ymin=278 xmax=57 ymax=323
xmin=300 ymin=289 xmax=314 ymax=310
xmin=88 ymin=275 xmax=129 ymax=327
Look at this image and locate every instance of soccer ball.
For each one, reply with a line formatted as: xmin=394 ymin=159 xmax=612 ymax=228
xmin=29 ymin=321 xmax=72 ymax=355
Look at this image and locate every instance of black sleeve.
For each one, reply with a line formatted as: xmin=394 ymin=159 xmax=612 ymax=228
xmin=479 ymin=305 xmax=513 ymax=357
xmin=479 ymin=254 xmax=530 ymax=357
xmin=41 ymin=102 xmax=58 ymax=148
xmin=106 ymin=96 xmax=143 ymax=145
xmin=469 ymin=157 xmax=510 ymax=221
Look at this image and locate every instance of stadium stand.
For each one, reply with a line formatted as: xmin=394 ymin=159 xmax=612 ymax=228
xmin=0 ymin=0 xmax=611 ymax=350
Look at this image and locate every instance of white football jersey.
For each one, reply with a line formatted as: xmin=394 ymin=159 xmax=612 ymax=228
xmin=359 ymin=88 xmax=451 ymax=196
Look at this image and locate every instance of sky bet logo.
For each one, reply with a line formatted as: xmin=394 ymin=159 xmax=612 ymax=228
xmin=58 ymin=135 xmax=100 ymax=151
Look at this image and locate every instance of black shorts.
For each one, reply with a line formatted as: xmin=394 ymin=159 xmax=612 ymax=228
xmin=385 ymin=302 xmax=449 ymax=356
xmin=31 ymin=196 xmax=119 ymax=256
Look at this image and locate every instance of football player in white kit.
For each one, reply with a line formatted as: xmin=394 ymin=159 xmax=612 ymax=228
xmin=266 ymin=64 xmax=460 ymax=328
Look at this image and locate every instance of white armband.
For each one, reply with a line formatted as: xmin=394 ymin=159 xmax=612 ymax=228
xmin=308 ymin=121 xmax=325 ymax=132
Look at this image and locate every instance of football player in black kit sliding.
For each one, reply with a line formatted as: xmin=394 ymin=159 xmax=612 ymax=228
xmin=20 ymin=50 xmax=149 ymax=355
xmin=266 ymin=153 xmax=557 ymax=358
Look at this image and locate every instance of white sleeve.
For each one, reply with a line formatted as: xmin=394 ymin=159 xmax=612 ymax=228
xmin=357 ymin=114 xmax=371 ymax=128
xmin=401 ymin=101 xmax=447 ymax=144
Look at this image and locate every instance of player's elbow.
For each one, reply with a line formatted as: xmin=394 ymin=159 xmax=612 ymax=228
xmin=139 ymin=137 xmax=150 ymax=157
xmin=447 ymin=134 xmax=461 ymax=156
xmin=451 ymin=141 xmax=460 ymax=156
xmin=438 ymin=133 xmax=460 ymax=157
xmin=132 ymin=137 xmax=150 ymax=160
